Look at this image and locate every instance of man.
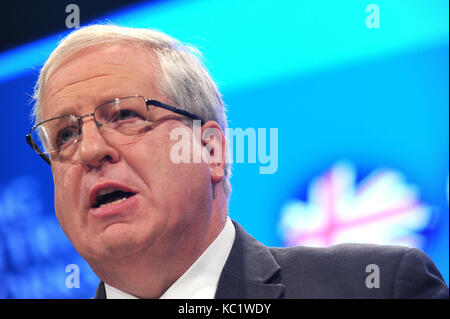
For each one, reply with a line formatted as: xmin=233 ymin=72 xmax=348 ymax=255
xmin=27 ymin=24 xmax=448 ymax=299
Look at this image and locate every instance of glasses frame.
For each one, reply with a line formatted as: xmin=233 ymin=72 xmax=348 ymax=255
xmin=26 ymin=95 xmax=205 ymax=166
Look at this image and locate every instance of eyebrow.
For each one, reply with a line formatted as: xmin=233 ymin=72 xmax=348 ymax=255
xmin=43 ymin=101 xmax=79 ymax=121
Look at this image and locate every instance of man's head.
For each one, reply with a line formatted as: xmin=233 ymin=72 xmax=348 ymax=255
xmin=31 ymin=25 xmax=231 ymax=290
xmin=34 ymin=24 xmax=231 ymax=194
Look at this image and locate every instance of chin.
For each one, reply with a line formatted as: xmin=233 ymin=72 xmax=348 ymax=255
xmin=90 ymin=223 xmax=150 ymax=260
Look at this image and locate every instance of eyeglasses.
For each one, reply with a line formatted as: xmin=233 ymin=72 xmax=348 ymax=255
xmin=26 ymin=95 xmax=204 ymax=165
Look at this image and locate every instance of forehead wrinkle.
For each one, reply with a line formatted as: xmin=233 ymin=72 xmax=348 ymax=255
xmin=43 ymin=49 xmax=141 ymax=105
xmin=48 ymin=74 xmax=112 ymax=101
xmin=42 ymin=45 xmax=162 ymax=120
xmin=43 ymin=74 xmax=114 ymax=120
xmin=44 ymin=72 xmax=146 ymax=121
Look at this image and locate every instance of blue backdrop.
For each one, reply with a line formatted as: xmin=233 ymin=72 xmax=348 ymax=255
xmin=0 ymin=0 xmax=448 ymax=298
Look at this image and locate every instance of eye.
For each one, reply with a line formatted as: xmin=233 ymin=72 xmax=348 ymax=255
xmin=107 ymin=109 xmax=147 ymax=126
xmin=57 ymin=127 xmax=78 ymax=147
xmin=116 ymin=109 xmax=143 ymax=121
xmin=97 ymin=97 xmax=149 ymax=128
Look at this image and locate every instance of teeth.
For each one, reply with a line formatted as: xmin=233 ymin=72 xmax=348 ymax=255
xmin=98 ymin=187 xmax=119 ymax=197
xmin=99 ymin=197 xmax=128 ymax=208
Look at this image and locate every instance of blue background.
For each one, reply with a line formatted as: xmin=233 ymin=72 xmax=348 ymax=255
xmin=0 ymin=0 xmax=448 ymax=298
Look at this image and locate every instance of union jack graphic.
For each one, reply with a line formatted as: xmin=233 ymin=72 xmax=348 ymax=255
xmin=278 ymin=162 xmax=435 ymax=248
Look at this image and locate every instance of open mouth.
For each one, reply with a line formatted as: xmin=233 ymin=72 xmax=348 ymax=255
xmin=92 ymin=188 xmax=136 ymax=209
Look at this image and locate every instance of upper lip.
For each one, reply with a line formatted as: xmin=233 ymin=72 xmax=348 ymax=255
xmin=88 ymin=182 xmax=137 ymax=209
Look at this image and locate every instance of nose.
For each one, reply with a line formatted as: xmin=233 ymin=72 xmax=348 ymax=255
xmin=76 ymin=119 xmax=120 ymax=168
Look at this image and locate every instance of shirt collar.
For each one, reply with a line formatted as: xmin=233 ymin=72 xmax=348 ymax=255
xmin=105 ymin=217 xmax=236 ymax=299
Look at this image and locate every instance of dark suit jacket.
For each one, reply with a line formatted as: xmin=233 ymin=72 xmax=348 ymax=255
xmin=94 ymin=221 xmax=449 ymax=299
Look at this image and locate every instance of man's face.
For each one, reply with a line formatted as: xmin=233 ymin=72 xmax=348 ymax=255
xmin=42 ymin=44 xmax=216 ymax=264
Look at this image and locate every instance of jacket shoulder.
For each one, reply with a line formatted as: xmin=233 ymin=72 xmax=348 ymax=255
xmin=270 ymin=243 xmax=410 ymax=266
xmin=268 ymin=243 xmax=448 ymax=298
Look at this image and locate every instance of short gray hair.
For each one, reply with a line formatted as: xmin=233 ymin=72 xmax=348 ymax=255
xmin=32 ymin=24 xmax=231 ymax=199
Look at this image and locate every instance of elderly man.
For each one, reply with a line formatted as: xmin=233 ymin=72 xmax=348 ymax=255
xmin=26 ymin=24 xmax=448 ymax=299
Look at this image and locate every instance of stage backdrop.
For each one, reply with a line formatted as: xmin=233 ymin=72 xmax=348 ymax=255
xmin=0 ymin=0 xmax=448 ymax=298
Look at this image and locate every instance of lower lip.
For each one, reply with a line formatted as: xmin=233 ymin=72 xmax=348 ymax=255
xmin=89 ymin=194 xmax=138 ymax=218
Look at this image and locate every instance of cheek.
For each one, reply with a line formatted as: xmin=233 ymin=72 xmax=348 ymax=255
xmin=52 ymin=164 xmax=82 ymax=224
xmin=124 ymin=129 xmax=175 ymax=174
xmin=124 ymin=131 xmax=211 ymax=208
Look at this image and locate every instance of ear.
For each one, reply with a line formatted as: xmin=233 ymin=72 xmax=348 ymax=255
xmin=201 ymin=121 xmax=226 ymax=184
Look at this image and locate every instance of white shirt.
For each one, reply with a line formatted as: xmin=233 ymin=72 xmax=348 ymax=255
xmin=104 ymin=217 xmax=236 ymax=299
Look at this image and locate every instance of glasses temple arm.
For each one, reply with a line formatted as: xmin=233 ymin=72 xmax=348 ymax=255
xmin=147 ymin=100 xmax=204 ymax=124
xmin=26 ymin=134 xmax=51 ymax=166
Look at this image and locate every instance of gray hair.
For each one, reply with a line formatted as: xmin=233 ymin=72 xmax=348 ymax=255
xmin=32 ymin=24 xmax=231 ymax=199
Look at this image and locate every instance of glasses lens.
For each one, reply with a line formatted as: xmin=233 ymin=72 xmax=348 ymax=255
xmin=31 ymin=116 xmax=79 ymax=154
xmin=96 ymin=96 xmax=149 ymax=135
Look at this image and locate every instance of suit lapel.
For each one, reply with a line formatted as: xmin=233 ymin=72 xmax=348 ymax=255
xmin=215 ymin=221 xmax=285 ymax=299
xmin=93 ymin=281 xmax=106 ymax=299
